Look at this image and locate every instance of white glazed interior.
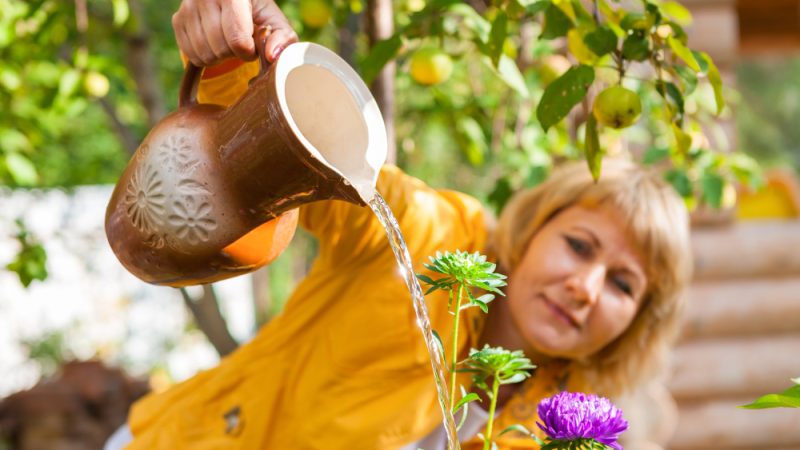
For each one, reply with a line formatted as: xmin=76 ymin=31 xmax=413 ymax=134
xmin=275 ymin=42 xmax=387 ymax=203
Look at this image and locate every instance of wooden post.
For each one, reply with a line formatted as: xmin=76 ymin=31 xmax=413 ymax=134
xmin=671 ymin=397 xmax=800 ymax=449
xmin=691 ymin=221 xmax=800 ymax=280
xmin=668 ymin=334 xmax=800 ymax=399
xmin=682 ymin=279 xmax=800 ymax=339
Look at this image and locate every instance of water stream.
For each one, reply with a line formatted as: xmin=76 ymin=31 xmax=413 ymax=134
xmin=369 ymin=193 xmax=460 ymax=450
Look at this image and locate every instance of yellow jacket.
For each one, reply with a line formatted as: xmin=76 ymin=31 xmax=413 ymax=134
xmin=126 ymin=60 xmax=577 ymax=450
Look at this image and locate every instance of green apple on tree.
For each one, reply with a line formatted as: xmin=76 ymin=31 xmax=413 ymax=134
xmin=592 ymin=85 xmax=642 ymax=129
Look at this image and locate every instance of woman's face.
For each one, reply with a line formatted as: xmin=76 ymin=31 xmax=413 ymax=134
xmin=505 ymin=204 xmax=647 ymax=360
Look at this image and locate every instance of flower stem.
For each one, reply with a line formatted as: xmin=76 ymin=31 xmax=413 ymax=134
xmin=482 ymin=374 xmax=500 ymax=450
xmin=450 ymin=283 xmax=464 ymax=413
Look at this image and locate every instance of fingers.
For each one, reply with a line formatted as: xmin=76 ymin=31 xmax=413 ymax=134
xmin=222 ymin=0 xmax=256 ymax=60
xmin=253 ymin=0 xmax=299 ymax=61
xmin=196 ymin=1 xmax=231 ymax=63
xmin=173 ymin=0 xmax=298 ymax=66
xmin=173 ymin=0 xmax=256 ymax=66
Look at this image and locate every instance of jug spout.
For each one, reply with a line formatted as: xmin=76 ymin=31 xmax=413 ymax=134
xmin=219 ymin=42 xmax=387 ymax=220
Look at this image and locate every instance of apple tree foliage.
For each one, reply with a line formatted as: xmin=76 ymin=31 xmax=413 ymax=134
xmin=1 ymin=0 xmax=762 ymax=286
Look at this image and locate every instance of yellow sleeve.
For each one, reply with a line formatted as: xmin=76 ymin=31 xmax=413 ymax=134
xmin=195 ymin=60 xmax=260 ymax=107
xmin=299 ymin=164 xmax=489 ymax=269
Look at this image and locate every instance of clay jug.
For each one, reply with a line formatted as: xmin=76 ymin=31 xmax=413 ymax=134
xmin=105 ymin=30 xmax=387 ymax=287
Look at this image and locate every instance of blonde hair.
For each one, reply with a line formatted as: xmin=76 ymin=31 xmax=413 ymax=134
xmin=489 ymin=158 xmax=692 ymax=396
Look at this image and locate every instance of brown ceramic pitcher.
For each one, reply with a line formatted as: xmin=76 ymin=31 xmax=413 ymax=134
xmin=105 ymin=29 xmax=387 ymax=287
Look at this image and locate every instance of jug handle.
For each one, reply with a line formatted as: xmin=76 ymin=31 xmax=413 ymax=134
xmin=178 ymin=26 xmax=274 ymax=108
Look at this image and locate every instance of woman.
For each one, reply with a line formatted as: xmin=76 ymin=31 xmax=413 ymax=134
xmin=108 ymin=2 xmax=692 ymax=449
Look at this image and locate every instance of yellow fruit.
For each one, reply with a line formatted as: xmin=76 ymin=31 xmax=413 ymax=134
xmin=83 ymin=71 xmax=109 ymax=98
xmin=592 ymin=86 xmax=642 ymax=129
xmin=409 ymin=47 xmax=453 ymax=86
xmin=299 ymin=0 xmax=332 ymax=28
xmin=405 ymin=0 xmax=425 ymax=12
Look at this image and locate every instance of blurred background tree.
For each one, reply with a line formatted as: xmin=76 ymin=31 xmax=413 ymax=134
xmin=736 ymin=58 xmax=800 ymax=172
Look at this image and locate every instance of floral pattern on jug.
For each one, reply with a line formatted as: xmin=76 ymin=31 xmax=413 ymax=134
xmin=123 ymin=131 xmax=217 ymax=250
xmin=168 ymin=197 xmax=217 ymax=245
xmin=124 ymin=156 xmax=165 ymax=235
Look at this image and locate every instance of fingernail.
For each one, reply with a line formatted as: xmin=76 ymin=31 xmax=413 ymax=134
xmin=271 ymin=45 xmax=285 ymax=61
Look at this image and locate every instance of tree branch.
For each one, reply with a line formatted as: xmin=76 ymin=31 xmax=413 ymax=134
xmin=98 ymin=97 xmax=139 ymax=155
xmin=179 ymin=286 xmax=239 ymax=357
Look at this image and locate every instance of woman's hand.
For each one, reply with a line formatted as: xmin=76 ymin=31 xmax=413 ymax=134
xmin=172 ymin=0 xmax=299 ymax=66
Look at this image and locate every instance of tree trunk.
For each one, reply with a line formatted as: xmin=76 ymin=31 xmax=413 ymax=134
xmin=179 ymin=286 xmax=239 ymax=357
xmin=338 ymin=12 xmax=361 ymax=68
xmin=365 ymin=0 xmax=396 ymax=163
xmin=123 ymin=0 xmax=166 ymax=127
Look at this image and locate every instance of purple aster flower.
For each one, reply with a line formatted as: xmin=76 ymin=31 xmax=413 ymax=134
xmin=536 ymin=391 xmax=628 ymax=450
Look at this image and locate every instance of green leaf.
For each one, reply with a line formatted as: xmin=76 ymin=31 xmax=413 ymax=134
xmin=501 ymin=372 xmax=529 ymax=385
xmin=660 ymin=1 xmax=693 ymax=26
xmin=432 ymin=329 xmax=446 ymax=359
xmin=620 ymin=13 xmax=650 ymax=31
xmin=506 ymin=0 xmax=527 ymax=19
xmin=6 ymin=220 xmax=48 ymax=287
xmin=672 ymin=123 xmax=692 ymax=155
xmin=665 ymin=168 xmax=693 ymax=197
xmin=690 ymin=50 xmax=710 ymax=73
xmin=489 ymin=11 xmax=508 ymax=67
xmin=0 ymin=67 xmax=22 ymax=91
xmin=474 ymin=293 xmax=495 ymax=304
xmin=416 ymin=273 xmax=437 ymax=286
xmin=58 ymin=68 xmax=81 ymax=98
xmin=584 ymin=113 xmax=601 ymax=181
xmin=583 ymin=27 xmax=617 ymax=57
xmin=642 ymin=147 xmax=670 ymax=165
xmin=536 ymin=64 xmax=594 ymax=131
xmin=0 ymin=23 xmax=13 ymax=49
xmin=741 ymin=394 xmax=800 ymax=409
xmin=490 ymin=54 xmax=530 ymax=98
xmin=697 ymin=51 xmax=725 ymax=115
xmin=447 ymin=4 xmax=490 ymax=41
xmin=741 ymin=384 xmax=800 ymax=409
xmin=526 ymin=0 xmax=551 ymax=15
xmin=499 ymin=424 xmax=530 ymax=437
xmin=453 ymin=392 xmax=481 ymax=413
xmin=0 ymin=128 xmax=32 ymax=153
xmin=488 ymin=176 xmax=513 ymax=215
xmin=673 ymin=65 xmax=697 ymax=95
xmin=458 ymin=116 xmax=488 ymax=166
xmin=361 ymin=34 xmax=403 ymax=84
xmin=667 ymin=35 xmax=700 ymax=71
xmin=111 ymin=0 xmax=130 ymax=27
xmin=621 ymin=32 xmax=650 ymax=61
xmin=541 ymin=3 xmax=573 ymax=40
xmin=569 ymin=0 xmax=595 ymax=27
xmin=725 ymin=153 xmax=762 ymax=189
xmin=5 ymin=153 xmax=38 ymax=186
xmin=656 ymin=80 xmax=684 ymax=115
xmin=700 ymin=170 xmax=724 ymax=208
